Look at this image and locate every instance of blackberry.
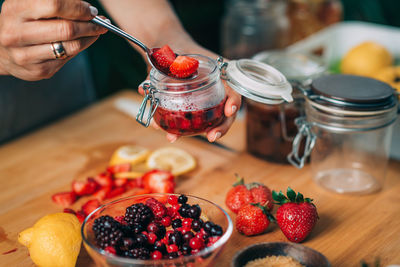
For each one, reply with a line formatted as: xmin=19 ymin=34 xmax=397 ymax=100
xmin=130 ymin=247 xmax=150 ymax=259
xmin=124 ymin=203 xmax=153 ymax=227
xmin=178 ymin=194 xmax=188 ymax=204
xmin=130 ymin=223 xmax=144 ymax=234
xmin=92 ymin=215 xmax=124 ymax=248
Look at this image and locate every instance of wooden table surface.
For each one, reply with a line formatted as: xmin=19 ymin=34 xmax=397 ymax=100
xmin=1 ymin=91 xmax=400 ymax=267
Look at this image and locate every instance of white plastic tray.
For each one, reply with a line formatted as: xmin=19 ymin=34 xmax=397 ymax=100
xmin=286 ymin=21 xmax=400 ymax=159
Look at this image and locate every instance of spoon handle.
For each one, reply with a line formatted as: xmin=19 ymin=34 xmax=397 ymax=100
xmin=91 ymin=16 xmax=149 ymax=53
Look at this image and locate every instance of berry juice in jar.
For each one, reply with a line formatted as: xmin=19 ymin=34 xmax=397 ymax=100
xmin=138 ymin=54 xmax=227 ymax=136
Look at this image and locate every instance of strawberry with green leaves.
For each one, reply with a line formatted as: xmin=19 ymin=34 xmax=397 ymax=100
xmin=235 ymin=203 xmax=275 ymax=236
xmin=225 ymin=175 xmax=273 ymax=213
xmin=273 ymin=187 xmax=318 ymax=243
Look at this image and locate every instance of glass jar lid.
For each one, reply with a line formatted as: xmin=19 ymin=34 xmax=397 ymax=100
xmin=223 ymin=59 xmax=293 ymax=104
xmin=309 ymin=74 xmax=397 ymax=114
xmin=252 ymin=51 xmax=327 ymax=84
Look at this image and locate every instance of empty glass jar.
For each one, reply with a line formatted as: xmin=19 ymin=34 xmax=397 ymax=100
xmin=289 ymin=74 xmax=398 ymax=194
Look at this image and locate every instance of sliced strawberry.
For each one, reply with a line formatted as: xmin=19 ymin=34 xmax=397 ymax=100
xmin=125 ymin=179 xmax=139 ymax=190
xmin=114 ymin=178 xmax=128 ymax=188
xmin=76 ymin=210 xmax=86 ymax=223
xmin=93 ymin=186 xmax=112 ymax=201
xmin=151 ymin=45 xmax=176 ymax=69
xmin=51 ymin=192 xmax=77 ymax=207
xmin=169 ymin=56 xmax=199 ymax=78
xmin=94 ymin=172 xmax=114 ymax=188
xmin=72 ymin=178 xmax=99 ymax=196
xmin=142 ymin=170 xmax=175 ymax=193
xmin=106 ymin=186 xmax=126 ymax=199
xmin=81 ymin=199 xmax=101 ymax=216
xmin=107 ymin=163 xmax=131 ymax=174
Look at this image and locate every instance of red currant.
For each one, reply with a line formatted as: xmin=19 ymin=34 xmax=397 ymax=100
xmin=148 ymin=232 xmax=157 ymax=244
xmin=189 ymin=237 xmax=204 ymax=250
xmin=151 ymin=250 xmax=163 ymax=260
xmin=167 ymin=244 xmax=179 ymax=253
xmin=161 ymin=216 xmax=172 ymax=227
xmin=182 ymin=218 xmax=193 ymax=228
xmin=167 ymin=195 xmax=179 ymax=205
xmin=104 ymin=246 xmax=116 ymax=255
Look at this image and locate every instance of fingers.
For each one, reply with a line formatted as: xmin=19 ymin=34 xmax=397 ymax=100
xmin=22 ymin=0 xmax=98 ymax=21
xmin=205 ymin=115 xmax=236 ymax=142
xmin=8 ymin=36 xmax=100 ymax=65
xmin=14 ymin=19 xmax=106 ymax=46
xmin=223 ymin=81 xmax=242 ymax=117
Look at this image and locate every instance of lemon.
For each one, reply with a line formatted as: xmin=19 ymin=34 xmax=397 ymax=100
xmin=146 ymin=147 xmax=196 ymax=176
xmin=373 ymin=66 xmax=400 ymax=92
xmin=18 ymin=213 xmax=81 ymax=267
xmin=341 ymin=41 xmax=393 ymax=77
xmin=109 ymin=145 xmax=150 ymax=166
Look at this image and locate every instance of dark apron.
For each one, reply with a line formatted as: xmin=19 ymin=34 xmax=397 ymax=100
xmin=0 ymin=52 xmax=96 ymax=144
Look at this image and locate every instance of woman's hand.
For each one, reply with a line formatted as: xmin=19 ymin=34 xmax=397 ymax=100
xmin=0 ymin=0 xmax=108 ymax=81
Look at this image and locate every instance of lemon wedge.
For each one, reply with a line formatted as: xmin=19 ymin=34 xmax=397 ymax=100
xmin=109 ymin=145 xmax=150 ymax=166
xmin=146 ymin=147 xmax=196 ymax=176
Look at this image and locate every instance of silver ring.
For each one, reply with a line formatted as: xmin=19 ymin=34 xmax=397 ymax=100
xmin=51 ymin=42 xmax=67 ymax=59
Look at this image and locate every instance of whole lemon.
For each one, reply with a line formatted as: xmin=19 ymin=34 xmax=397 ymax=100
xmin=341 ymin=41 xmax=393 ymax=77
xmin=18 ymin=213 xmax=82 ymax=267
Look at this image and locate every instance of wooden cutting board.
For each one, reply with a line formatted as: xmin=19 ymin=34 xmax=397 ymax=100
xmin=1 ymin=91 xmax=400 ymax=267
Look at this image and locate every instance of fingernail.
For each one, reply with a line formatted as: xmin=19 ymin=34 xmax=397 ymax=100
xmin=105 ymin=19 xmax=111 ymax=24
xmin=169 ymin=136 xmax=178 ymax=143
xmin=212 ymin=132 xmax=221 ymax=142
xmin=89 ymin=6 xmax=98 ymax=16
xmin=231 ymin=105 xmax=237 ymax=114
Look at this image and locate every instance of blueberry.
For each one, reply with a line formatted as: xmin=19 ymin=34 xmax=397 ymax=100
xmin=191 ymin=219 xmax=203 ymax=232
xmin=179 ymin=203 xmax=191 ymax=217
xmin=168 ymin=230 xmax=183 ymax=246
xmin=203 ymin=221 xmax=214 ymax=233
xmin=178 ymin=194 xmax=188 ymax=204
xmin=210 ymin=225 xmax=223 ymax=236
xmin=188 ymin=204 xmax=201 ymax=219
xmin=172 ymin=218 xmax=182 ymax=229
xmin=185 ymin=112 xmax=193 ymax=120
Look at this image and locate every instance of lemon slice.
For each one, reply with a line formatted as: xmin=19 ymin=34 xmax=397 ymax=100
xmin=109 ymin=145 xmax=150 ymax=166
xmin=146 ymin=147 xmax=196 ymax=176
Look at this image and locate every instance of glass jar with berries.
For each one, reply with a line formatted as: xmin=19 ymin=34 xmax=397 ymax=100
xmin=137 ymin=47 xmax=294 ymax=137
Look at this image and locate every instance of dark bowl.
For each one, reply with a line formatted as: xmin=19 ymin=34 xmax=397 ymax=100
xmin=231 ymin=242 xmax=331 ymax=267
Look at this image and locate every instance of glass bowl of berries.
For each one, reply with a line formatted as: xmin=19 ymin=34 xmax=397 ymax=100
xmin=81 ymin=193 xmax=233 ymax=266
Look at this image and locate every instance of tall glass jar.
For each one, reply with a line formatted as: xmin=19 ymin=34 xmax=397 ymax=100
xmin=289 ymin=75 xmax=398 ymax=194
xmin=221 ymin=0 xmax=290 ymax=59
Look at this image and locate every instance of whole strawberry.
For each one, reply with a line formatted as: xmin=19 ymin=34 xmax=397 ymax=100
xmin=236 ymin=203 xmax=274 ymax=236
xmin=225 ymin=175 xmax=273 ymax=214
xmin=273 ymin=187 xmax=318 ymax=243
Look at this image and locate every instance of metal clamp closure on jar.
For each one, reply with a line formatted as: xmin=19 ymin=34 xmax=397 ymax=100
xmin=136 ymin=81 xmax=159 ymax=127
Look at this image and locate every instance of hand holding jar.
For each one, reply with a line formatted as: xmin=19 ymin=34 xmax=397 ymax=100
xmin=138 ymin=47 xmax=241 ymax=143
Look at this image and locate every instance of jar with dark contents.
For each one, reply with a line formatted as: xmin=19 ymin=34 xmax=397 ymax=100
xmin=248 ymin=52 xmax=326 ymax=163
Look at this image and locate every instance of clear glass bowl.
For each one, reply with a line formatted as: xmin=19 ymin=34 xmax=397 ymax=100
xmin=82 ymin=193 xmax=233 ymax=266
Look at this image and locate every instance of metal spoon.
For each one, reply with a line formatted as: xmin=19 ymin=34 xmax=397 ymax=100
xmin=92 ymin=16 xmax=195 ymax=79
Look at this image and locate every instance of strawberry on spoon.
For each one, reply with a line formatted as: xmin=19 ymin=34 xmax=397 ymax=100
xmin=91 ymin=17 xmax=199 ymax=79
